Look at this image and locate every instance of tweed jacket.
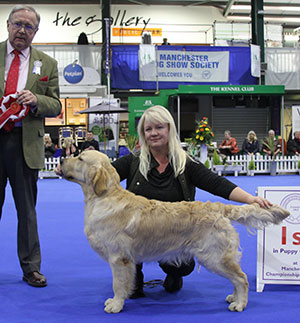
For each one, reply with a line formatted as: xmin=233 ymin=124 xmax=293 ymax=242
xmin=0 ymin=40 xmax=61 ymax=169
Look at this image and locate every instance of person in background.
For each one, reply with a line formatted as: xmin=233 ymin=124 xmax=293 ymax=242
xmin=61 ymin=137 xmax=79 ymax=158
xmin=242 ymin=130 xmax=260 ymax=156
xmin=44 ymin=134 xmax=56 ymax=158
xmin=161 ymin=38 xmax=170 ymax=45
xmin=81 ymin=130 xmax=100 ymax=151
xmin=218 ymin=130 xmax=240 ymax=156
xmin=287 ymin=131 xmax=300 ymax=156
xmin=262 ymin=129 xmax=281 ymax=157
xmin=0 ymin=5 xmax=61 ymax=287
xmin=112 ymin=105 xmax=271 ymax=299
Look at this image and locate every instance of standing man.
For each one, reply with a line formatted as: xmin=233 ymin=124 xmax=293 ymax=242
xmin=0 ymin=5 xmax=61 ymax=287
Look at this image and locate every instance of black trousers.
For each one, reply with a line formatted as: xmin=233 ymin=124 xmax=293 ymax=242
xmin=219 ymin=148 xmax=232 ymax=156
xmin=134 ymin=259 xmax=195 ymax=290
xmin=0 ymin=128 xmax=41 ymax=275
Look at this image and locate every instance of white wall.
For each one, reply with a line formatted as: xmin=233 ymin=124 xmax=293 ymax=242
xmin=0 ymin=4 xmax=225 ymax=44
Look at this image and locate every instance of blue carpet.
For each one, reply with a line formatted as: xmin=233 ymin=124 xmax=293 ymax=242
xmin=0 ymin=175 xmax=299 ymax=323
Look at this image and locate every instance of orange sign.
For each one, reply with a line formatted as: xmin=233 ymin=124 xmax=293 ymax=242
xmin=113 ymin=27 xmax=162 ymax=37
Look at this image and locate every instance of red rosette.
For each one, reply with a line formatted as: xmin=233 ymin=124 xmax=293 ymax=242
xmin=0 ymin=93 xmax=29 ymax=129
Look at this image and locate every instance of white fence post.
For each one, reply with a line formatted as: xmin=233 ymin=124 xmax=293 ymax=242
xmin=39 ymin=157 xmax=61 ymax=179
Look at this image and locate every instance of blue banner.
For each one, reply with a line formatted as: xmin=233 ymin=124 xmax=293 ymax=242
xmin=111 ymin=45 xmax=257 ymax=89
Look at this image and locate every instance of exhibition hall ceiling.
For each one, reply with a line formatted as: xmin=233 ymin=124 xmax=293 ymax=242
xmin=1 ymin=0 xmax=300 ymax=27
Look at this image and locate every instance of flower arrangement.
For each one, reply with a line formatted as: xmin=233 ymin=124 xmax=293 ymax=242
xmin=194 ymin=117 xmax=214 ymax=146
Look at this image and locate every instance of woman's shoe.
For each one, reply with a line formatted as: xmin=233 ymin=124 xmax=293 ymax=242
xmin=129 ymin=289 xmax=145 ymax=299
xmin=163 ymin=274 xmax=183 ymax=293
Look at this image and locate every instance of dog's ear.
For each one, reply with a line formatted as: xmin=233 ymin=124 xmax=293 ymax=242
xmin=92 ymin=166 xmax=108 ymax=196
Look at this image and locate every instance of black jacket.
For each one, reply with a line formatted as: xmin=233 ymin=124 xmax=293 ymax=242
xmin=81 ymin=139 xmax=99 ymax=151
xmin=112 ymin=153 xmax=237 ymax=202
xmin=242 ymin=139 xmax=260 ymax=155
xmin=287 ymin=138 xmax=300 ymax=156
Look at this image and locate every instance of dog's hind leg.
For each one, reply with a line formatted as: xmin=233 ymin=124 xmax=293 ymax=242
xmin=194 ymin=219 xmax=249 ymax=312
xmin=104 ymin=256 xmax=135 ymax=313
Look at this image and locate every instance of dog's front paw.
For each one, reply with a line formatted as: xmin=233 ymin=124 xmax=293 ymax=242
xmin=228 ymin=302 xmax=245 ymax=312
xmin=104 ymin=298 xmax=124 ymax=313
xmin=226 ymin=294 xmax=235 ymax=303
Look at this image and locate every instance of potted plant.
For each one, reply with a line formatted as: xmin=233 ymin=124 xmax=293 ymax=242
xmin=248 ymin=156 xmax=256 ymax=176
xmin=212 ymin=149 xmax=224 ymax=175
xmin=262 ymin=136 xmax=278 ymax=175
xmin=204 ymin=159 xmax=210 ymax=169
xmin=125 ymin=134 xmax=139 ymax=153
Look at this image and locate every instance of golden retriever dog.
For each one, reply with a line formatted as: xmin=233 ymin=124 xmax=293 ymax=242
xmin=58 ymin=150 xmax=289 ymax=314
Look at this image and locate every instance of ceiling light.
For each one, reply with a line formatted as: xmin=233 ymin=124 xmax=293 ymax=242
xmin=229 ymin=15 xmax=300 ymax=24
xmin=232 ymin=5 xmax=300 ymax=12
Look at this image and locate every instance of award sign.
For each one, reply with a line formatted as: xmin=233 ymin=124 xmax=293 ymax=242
xmin=257 ymin=186 xmax=300 ymax=292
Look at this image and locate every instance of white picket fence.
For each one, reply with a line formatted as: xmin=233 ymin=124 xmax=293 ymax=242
xmin=209 ymin=154 xmax=300 ymax=176
xmin=39 ymin=155 xmax=300 ymax=179
xmin=38 ymin=153 xmax=118 ymax=179
xmin=39 ymin=157 xmax=61 ymax=179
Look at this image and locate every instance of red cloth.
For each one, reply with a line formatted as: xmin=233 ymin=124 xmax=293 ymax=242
xmin=3 ymin=50 xmax=20 ymax=131
xmin=220 ymin=138 xmax=240 ymax=154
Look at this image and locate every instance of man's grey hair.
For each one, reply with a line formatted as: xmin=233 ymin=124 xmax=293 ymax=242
xmin=8 ymin=5 xmax=40 ymax=28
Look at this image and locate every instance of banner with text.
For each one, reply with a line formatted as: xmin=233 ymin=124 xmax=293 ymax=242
xmin=251 ymin=44 xmax=261 ymax=78
xmin=139 ymin=50 xmax=229 ymax=83
xmin=88 ymin=97 xmax=119 ymax=152
xmin=292 ymin=106 xmax=300 ymax=135
xmin=257 ymin=186 xmax=300 ymax=292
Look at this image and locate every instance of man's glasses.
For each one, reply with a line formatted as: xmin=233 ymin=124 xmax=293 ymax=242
xmin=10 ymin=22 xmax=37 ymax=33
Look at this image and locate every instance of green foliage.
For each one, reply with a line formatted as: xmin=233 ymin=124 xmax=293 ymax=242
xmin=204 ymin=159 xmax=210 ymax=169
xmin=248 ymin=157 xmax=256 ymax=170
xmin=125 ymin=134 xmax=139 ymax=152
xmin=263 ymin=137 xmax=278 ymax=159
xmin=298 ymin=160 xmax=300 ymax=169
xmin=212 ymin=149 xmax=222 ymax=165
xmin=184 ymin=138 xmax=193 ymax=144
xmin=97 ymin=128 xmax=105 ymax=143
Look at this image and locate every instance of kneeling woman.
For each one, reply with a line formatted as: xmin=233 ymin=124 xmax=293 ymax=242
xmin=112 ymin=105 xmax=271 ymax=298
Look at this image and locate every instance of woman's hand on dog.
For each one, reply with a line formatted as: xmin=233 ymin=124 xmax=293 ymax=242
xmin=248 ymin=196 xmax=273 ymax=209
xmin=229 ymin=187 xmax=272 ymax=209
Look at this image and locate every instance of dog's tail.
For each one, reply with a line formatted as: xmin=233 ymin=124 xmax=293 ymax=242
xmin=224 ymin=203 xmax=290 ymax=230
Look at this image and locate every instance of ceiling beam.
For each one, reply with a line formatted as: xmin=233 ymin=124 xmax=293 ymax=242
xmin=128 ymin=0 xmax=146 ymax=4
xmin=228 ymin=13 xmax=300 ymax=19
xmin=223 ymin=0 xmax=236 ymax=17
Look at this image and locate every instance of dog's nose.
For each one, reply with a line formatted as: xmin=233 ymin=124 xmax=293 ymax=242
xmin=60 ymin=157 xmax=65 ymax=165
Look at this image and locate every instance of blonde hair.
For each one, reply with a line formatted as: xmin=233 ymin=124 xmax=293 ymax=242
xmin=247 ymin=130 xmax=257 ymax=142
xmin=62 ymin=137 xmax=74 ymax=148
xmin=137 ymin=105 xmax=187 ymax=179
xmin=44 ymin=134 xmax=52 ymax=144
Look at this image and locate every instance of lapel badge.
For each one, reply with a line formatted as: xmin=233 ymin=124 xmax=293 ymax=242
xmin=32 ymin=60 xmax=42 ymax=75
